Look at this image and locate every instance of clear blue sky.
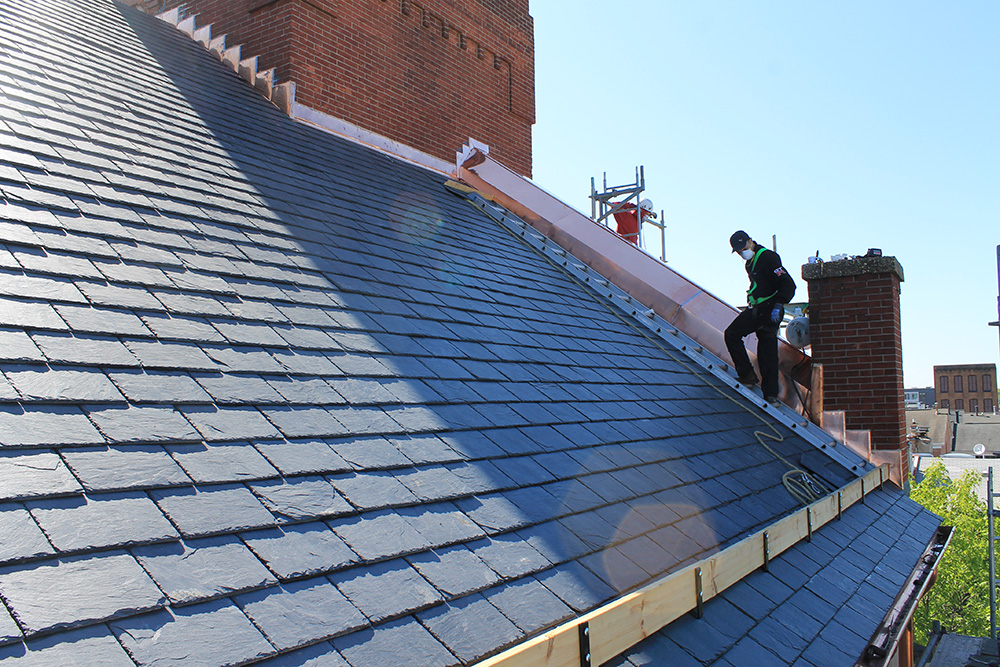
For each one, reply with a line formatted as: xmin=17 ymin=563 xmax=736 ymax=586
xmin=530 ymin=2 xmax=999 ymax=388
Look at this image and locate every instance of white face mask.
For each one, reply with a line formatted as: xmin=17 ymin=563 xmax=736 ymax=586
xmin=740 ymin=248 xmax=755 ymax=260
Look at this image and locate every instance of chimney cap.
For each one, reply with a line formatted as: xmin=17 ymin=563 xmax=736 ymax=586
xmin=801 ymin=255 xmax=904 ymax=282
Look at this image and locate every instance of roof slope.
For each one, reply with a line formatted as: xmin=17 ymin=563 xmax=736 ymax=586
xmin=0 ymin=1 xmax=937 ymax=665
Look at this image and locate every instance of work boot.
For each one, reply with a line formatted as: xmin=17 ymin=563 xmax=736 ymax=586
xmin=737 ymin=369 xmax=759 ymax=386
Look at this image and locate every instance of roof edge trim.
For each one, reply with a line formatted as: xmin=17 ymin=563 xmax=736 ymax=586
xmin=473 ymin=465 xmax=892 ymax=667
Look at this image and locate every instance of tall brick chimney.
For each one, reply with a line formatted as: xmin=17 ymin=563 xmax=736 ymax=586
xmin=802 ymin=257 xmax=907 ymax=484
xmin=160 ymin=0 xmax=535 ymax=176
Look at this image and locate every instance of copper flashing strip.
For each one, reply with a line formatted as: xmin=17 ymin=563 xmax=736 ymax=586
xmin=473 ymin=465 xmax=890 ymax=667
xmin=860 ymin=525 xmax=954 ymax=666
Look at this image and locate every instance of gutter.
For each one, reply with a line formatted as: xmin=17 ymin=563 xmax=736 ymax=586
xmin=859 ymin=525 xmax=954 ymax=666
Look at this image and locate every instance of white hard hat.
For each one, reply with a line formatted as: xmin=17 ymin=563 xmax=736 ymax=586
xmin=640 ymin=198 xmax=654 ymax=210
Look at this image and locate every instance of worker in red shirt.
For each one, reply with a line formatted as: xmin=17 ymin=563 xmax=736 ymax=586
xmin=611 ymin=199 xmax=656 ymax=245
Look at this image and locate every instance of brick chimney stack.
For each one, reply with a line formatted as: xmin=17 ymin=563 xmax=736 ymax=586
xmin=160 ymin=0 xmax=535 ymax=176
xmin=802 ymin=256 xmax=907 ymax=484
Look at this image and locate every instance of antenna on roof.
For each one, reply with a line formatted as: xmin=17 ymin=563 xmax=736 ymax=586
xmin=589 ymin=166 xmax=667 ymax=262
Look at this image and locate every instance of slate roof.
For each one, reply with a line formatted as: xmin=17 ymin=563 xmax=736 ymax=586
xmin=0 ymin=1 xmax=940 ymax=666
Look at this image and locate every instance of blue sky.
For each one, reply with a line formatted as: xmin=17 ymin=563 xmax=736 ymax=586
xmin=530 ymin=2 xmax=999 ymax=388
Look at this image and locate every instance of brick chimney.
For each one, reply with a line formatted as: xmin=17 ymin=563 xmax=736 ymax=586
xmin=160 ymin=0 xmax=535 ymax=176
xmin=802 ymin=256 xmax=907 ymax=484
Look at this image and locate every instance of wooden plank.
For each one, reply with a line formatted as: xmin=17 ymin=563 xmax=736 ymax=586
xmin=472 ymin=465 xmax=892 ymax=667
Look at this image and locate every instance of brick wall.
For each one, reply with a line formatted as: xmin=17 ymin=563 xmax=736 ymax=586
xmin=802 ymin=257 xmax=906 ymax=465
xmin=160 ymin=0 xmax=535 ymax=175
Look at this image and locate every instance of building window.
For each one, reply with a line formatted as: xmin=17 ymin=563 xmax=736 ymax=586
xmin=941 ymin=376 xmax=949 ymax=393
xmin=955 ymin=375 xmax=963 ymax=393
xmin=971 ymin=399 xmax=979 ymax=413
xmin=942 ymin=399 xmax=950 ymax=409
xmin=988 ymin=398 xmax=995 ymax=413
xmin=969 ymin=375 xmax=978 ymax=392
xmin=985 ymin=375 xmax=994 ymax=391
xmin=956 ymin=399 xmax=965 ymax=411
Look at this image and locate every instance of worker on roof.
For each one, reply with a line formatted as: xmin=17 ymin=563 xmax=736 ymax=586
xmin=725 ymin=230 xmax=796 ymax=404
xmin=611 ymin=198 xmax=656 ymax=245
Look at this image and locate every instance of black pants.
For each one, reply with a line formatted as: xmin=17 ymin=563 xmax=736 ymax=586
xmin=725 ymin=304 xmax=782 ymax=397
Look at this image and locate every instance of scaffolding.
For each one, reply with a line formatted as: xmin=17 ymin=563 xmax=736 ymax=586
xmin=589 ymin=166 xmax=667 ymax=262
xmin=990 ymin=466 xmax=999 ymax=639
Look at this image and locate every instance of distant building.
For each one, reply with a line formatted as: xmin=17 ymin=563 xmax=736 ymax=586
xmin=934 ymin=363 xmax=997 ymax=414
xmin=904 ymin=387 xmax=935 ymax=409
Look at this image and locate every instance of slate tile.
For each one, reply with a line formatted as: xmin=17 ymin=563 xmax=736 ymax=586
xmin=0 ymin=503 xmax=54 ymax=564
xmin=53 ymin=303 xmax=150 ymax=336
xmin=106 ymin=369 xmax=212 ymax=404
xmin=211 ymin=320 xmax=286 ymax=347
xmin=326 ymin=377 xmax=398 ymax=405
xmin=192 ymin=372 xmax=285 ymax=404
xmin=28 ymin=491 xmax=178 ymax=552
xmin=85 ymin=403 xmax=199 ymax=443
xmin=328 ymin=436 xmax=411 ymax=470
xmin=60 ymin=443 xmax=191 ymax=491
xmin=139 ymin=312 xmax=226 ymax=343
xmin=0 ymin=329 xmax=44 ymax=362
xmin=266 ymin=375 xmax=346 ymax=404
xmin=380 ymin=404 xmax=448 ymax=434
xmin=0 ymin=298 xmax=67 ymax=330
xmin=394 ymin=465 xmax=475 ymax=502
xmin=242 ymin=522 xmax=359 ymax=579
xmin=390 ymin=434 xmax=461 ymax=465
xmin=75 ymin=280 xmax=163 ymax=310
xmin=535 ymin=560 xmax=617 ymax=612
xmin=151 ymin=484 xmax=275 ymax=538
xmin=123 ymin=339 xmax=218 ymax=371
xmin=180 ymin=405 xmax=281 ymax=441
xmin=4 ymin=364 xmax=122 ymax=402
xmin=470 ymin=533 xmax=552 ymax=580
xmin=94 ymin=259 xmax=174 ymax=287
xmin=250 ymin=476 xmax=353 ymax=521
xmin=333 ymin=616 xmax=458 ymax=667
xmin=224 ymin=299 xmax=288 ymax=324
xmin=0 ymin=624 xmax=135 ymax=666
xmin=0 ymin=449 xmax=82 ymax=500
xmin=237 ymin=578 xmax=367 ymax=651
xmin=0 ymin=551 xmax=165 ymax=636
xmin=165 ymin=441 xmax=279 ymax=484
xmin=109 ymin=599 xmax=274 ymax=667
xmin=249 ymin=642 xmax=348 ymax=667
xmin=454 ymin=493 xmax=531 ymax=534
xmin=201 ymin=345 xmax=284 ymax=374
xmin=272 ymin=324 xmax=340 ymax=350
xmin=329 ymin=509 xmax=431 ymax=561
xmin=14 ymin=249 xmax=100 ymax=279
xmin=485 ymin=576 xmax=574 ymax=634
xmin=0 ymin=602 xmax=20 ymax=646
xmin=134 ymin=535 xmax=277 ymax=606
xmin=30 ymin=332 xmax=139 ymax=366
xmin=328 ymin=471 xmax=418 ymax=511
xmin=0 ymin=271 xmax=88 ymax=304
xmin=331 ymin=557 xmax=442 ymax=623
xmin=417 ymin=593 xmax=522 ymax=663
xmin=253 ymin=438 xmax=351 ymax=476
xmin=408 ymin=545 xmax=501 ymax=598
xmin=263 ymin=406 xmax=349 ymax=439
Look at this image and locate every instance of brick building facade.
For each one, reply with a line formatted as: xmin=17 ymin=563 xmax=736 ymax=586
xmin=159 ymin=0 xmax=535 ymax=175
xmin=934 ymin=363 xmax=997 ymax=413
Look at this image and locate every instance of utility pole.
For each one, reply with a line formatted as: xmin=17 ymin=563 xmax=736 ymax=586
xmin=991 ymin=245 xmax=1000 ymax=352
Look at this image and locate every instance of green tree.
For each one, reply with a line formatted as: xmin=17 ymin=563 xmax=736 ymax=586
xmin=910 ymin=462 xmax=991 ymax=642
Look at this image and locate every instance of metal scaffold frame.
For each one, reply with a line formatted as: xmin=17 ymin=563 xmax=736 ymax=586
xmin=589 ymin=166 xmax=667 ymax=262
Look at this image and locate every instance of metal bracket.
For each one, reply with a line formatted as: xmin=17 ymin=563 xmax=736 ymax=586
xmin=861 ymin=478 xmax=866 ymax=504
xmin=807 ymin=507 xmax=813 ymax=542
xmin=694 ymin=567 xmax=704 ymax=619
xmin=763 ymin=531 xmax=770 ymax=572
xmin=837 ymin=491 xmax=843 ymax=521
xmin=578 ymin=622 xmax=591 ymax=667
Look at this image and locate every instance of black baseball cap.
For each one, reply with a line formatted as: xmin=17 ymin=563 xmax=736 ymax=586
xmin=730 ymin=230 xmax=750 ymax=253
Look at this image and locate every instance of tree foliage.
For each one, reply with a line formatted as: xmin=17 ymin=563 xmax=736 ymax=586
xmin=910 ymin=462 xmax=991 ymax=642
